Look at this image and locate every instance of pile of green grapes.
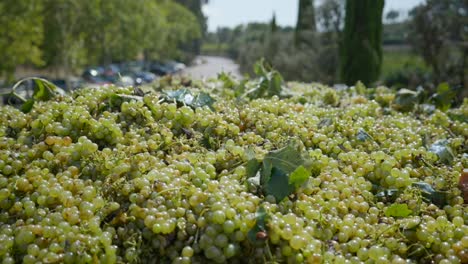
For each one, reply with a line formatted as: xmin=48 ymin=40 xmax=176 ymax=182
xmin=0 ymin=79 xmax=466 ymax=264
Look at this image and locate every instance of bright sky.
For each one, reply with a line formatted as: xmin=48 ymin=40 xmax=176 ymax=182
xmin=203 ymin=0 xmax=425 ymax=32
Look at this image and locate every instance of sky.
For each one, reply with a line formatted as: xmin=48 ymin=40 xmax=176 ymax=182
xmin=203 ymin=0 xmax=425 ymax=32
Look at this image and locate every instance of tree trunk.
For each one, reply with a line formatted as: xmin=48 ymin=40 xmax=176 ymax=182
xmin=340 ymin=0 xmax=384 ymax=86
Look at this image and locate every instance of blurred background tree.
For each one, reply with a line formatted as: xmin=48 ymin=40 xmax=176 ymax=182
xmin=340 ymin=0 xmax=384 ymax=86
xmin=0 ymin=0 xmax=43 ymax=82
xmin=408 ymin=0 xmax=467 ymax=92
xmin=295 ymin=0 xmax=317 ymax=47
xmin=0 ymin=0 xmax=203 ymax=83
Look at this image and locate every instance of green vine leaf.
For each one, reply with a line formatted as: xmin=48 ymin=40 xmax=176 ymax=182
xmin=163 ymin=88 xmax=215 ymax=109
xmin=385 ymin=204 xmax=413 ymax=218
xmin=428 ymin=140 xmax=454 ymax=165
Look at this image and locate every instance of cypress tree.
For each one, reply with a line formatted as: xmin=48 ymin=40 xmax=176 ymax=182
xmin=271 ymin=12 xmax=278 ymax=33
xmin=295 ymin=0 xmax=316 ymax=47
xmin=340 ymin=0 xmax=384 ymax=86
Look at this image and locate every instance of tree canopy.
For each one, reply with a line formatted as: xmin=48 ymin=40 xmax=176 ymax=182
xmin=0 ymin=0 xmax=204 ymax=81
xmin=0 ymin=1 xmax=43 ymax=82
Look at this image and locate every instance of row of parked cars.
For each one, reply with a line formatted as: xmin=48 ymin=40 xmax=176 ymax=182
xmin=82 ymin=60 xmax=186 ymax=88
xmin=1 ymin=60 xmax=186 ymax=105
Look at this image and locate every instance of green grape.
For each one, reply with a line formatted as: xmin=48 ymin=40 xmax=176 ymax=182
xmin=0 ymin=81 xmax=466 ymax=263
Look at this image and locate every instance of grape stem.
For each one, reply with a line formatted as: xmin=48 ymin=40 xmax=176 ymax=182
xmin=156 ymin=187 xmax=183 ymax=196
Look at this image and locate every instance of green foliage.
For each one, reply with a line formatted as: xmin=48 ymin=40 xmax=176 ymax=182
xmin=8 ymin=77 xmax=59 ymax=113
xmin=288 ymin=166 xmax=311 ymax=188
xmin=163 ymin=88 xmax=215 ymax=109
xmin=408 ymin=0 xmax=467 ymax=86
xmin=392 ymin=88 xmax=422 ymax=112
xmin=245 ymin=142 xmax=313 ymax=202
xmin=0 ymin=1 xmax=43 ymax=82
xmin=160 ymin=1 xmax=202 ymax=61
xmin=340 ymin=0 xmax=384 ymax=86
xmin=431 ymin=83 xmax=456 ymax=112
xmin=0 ymin=0 xmax=203 ymax=80
xmin=244 ymin=59 xmax=284 ymax=99
xmin=412 ymin=182 xmax=447 ymax=208
xmin=295 ymin=0 xmax=317 ymax=47
xmin=385 ymin=204 xmax=413 ymax=218
xmin=428 ymin=140 xmax=455 ymax=165
xmin=0 ymin=77 xmax=466 ymax=262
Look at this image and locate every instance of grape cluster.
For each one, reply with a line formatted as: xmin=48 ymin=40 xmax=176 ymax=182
xmin=0 ymin=81 xmax=466 ymax=264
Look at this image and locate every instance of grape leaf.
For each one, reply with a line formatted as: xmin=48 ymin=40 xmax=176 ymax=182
xmin=261 ymin=142 xmax=308 ymax=186
xmin=12 ymin=78 xmax=60 ymax=113
xmin=428 ymin=140 xmax=454 ymax=165
xmin=356 ymin=129 xmax=373 ymax=142
xmin=264 ymin=167 xmax=294 ymax=202
xmin=385 ymin=204 xmax=412 ymax=218
xmin=245 ymin=59 xmax=284 ymax=99
xmin=246 ymin=158 xmax=261 ymax=179
xmin=393 ymin=89 xmax=421 ymax=112
xmin=218 ymin=72 xmax=236 ymax=89
xmin=20 ymin=99 xmax=35 ymax=113
xmin=247 ymin=206 xmax=268 ymax=243
xmin=163 ymin=89 xmax=215 ymax=109
xmin=259 ymin=142 xmax=312 ymax=202
xmin=412 ymin=182 xmax=447 ymax=207
xmin=432 ymin=82 xmax=455 ymax=112
xmin=289 ymin=166 xmax=310 ymax=188
xmin=33 ymin=78 xmax=56 ymax=101
xmin=375 ymin=189 xmax=400 ymax=203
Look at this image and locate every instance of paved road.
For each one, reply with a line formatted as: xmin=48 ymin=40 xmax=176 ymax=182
xmin=181 ymin=56 xmax=242 ymax=80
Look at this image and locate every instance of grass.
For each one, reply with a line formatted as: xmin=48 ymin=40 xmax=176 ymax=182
xmin=201 ymin=43 xmax=230 ymax=56
xmin=381 ymin=47 xmax=429 ymax=80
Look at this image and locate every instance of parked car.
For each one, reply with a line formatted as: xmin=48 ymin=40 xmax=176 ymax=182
xmin=121 ymin=70 xmax=157 ymax=86
xmin=165 ymin=60 xmax=186 ymax=72
xmin=51 ymin=78 xmax=83 ymax=91
xmin=148 ymin=61 xmax=177 ymax=76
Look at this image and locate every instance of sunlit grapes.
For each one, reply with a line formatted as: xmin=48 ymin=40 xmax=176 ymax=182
xmin=0 ymin=80 xmax=466 ymax=263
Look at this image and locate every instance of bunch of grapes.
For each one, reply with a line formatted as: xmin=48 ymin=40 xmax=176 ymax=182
xmin=0 ymin=80 xmax=466 ymax=264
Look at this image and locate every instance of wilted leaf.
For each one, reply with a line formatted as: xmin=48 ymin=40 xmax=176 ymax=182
xmin=356 ymin=129 xmax=373 ymax=142
xmin=393 ymin=89 xmax=420 ymax=112
xmin=191 ymin=92 xmax=215 ymax=109
xmin=375 ymin=189 xmax=400 ymax=203
xmin=385 ymin=203 xmax=412 ymax=218
xmin=318 ymin=118 xmax=333 ymax=128
xmin=412 ymin=182 xmax=447 ymax=207
xmin=428 ymin=140 xmax=454 ymax=165
xmin=417 ymin=104 xmax=436 ymax=115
